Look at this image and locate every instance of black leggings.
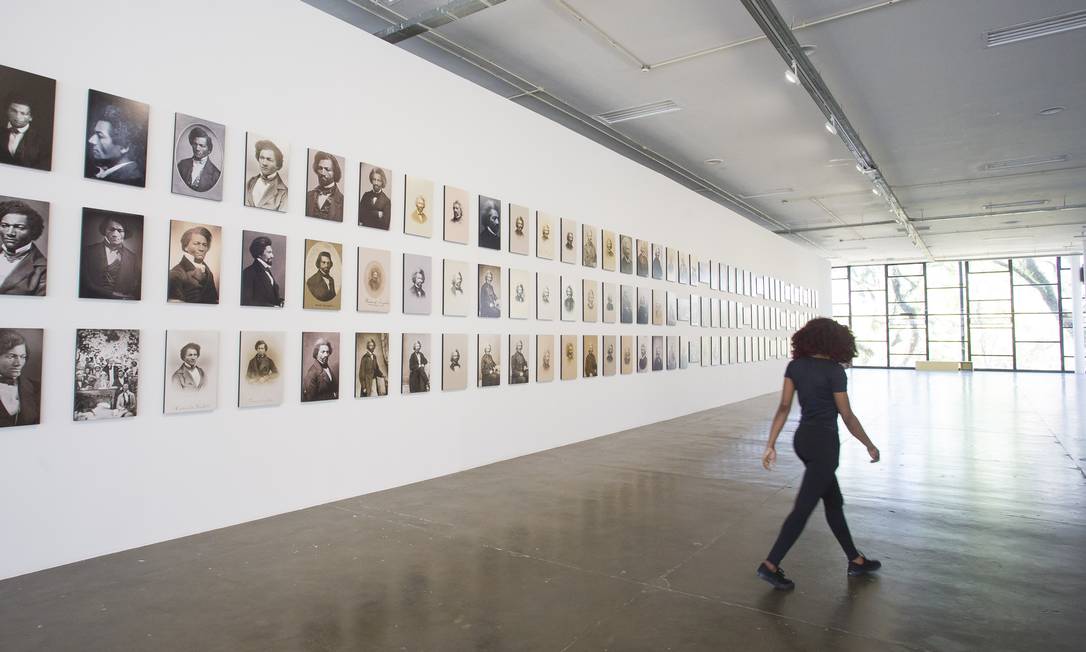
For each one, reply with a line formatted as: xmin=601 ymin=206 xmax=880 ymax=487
xmin=766 ymin=424 xmax=859 ymax=566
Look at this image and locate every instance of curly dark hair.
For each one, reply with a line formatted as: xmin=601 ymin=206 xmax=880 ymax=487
xmin=791 ymin=318 xmax=856 ymax=363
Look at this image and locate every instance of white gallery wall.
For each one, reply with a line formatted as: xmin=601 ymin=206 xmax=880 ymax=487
xmin=0 ymin=0 xmax=829 ymax=579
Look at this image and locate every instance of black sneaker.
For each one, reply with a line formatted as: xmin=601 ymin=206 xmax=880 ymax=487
xmin=847 ymin=555 xmax=882 ymax=577
xmin=756 ymin=563 xmax=795 ymax=590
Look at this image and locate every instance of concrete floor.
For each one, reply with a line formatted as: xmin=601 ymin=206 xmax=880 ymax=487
xmin=1 ymin=369 xmax=1084 ymax=651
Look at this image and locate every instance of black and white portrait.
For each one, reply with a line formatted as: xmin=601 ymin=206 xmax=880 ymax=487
xmin=167 ymin=220 xmax=220 ymax=305
xmin=478 ymin=195 xmax=501 ymax=250
xmin=619 ymin=235 xmax=634 ymax=275
xmin=84 ymin=90 xmax=148 ymax=187
xmin=509 ymin=268 xmax=531 ymax=320
xmin=637 ymin=336 xmax=650 ymax=373
xmin=637 ymin=287 xmax=650 ymax=325
xmin=403 ymin=253 xmax=433 ymax=315
xmin=677 ymin=249 xmax=689 ymax=284
xmin=667 ymin=336 xmax=679 ymax=370
xmin=303 ymin=240 xmax=342 ymax=310
xmin=404 ymin=176 xmax=434 ymax=238
xmin=560 ymin=335 xmax=578 ymax=381
xmin=442 ymin=258 xmax=470 ymax=317
xmin=636 ymin=239 xmax=650 ymax=277
xmin=478 ymin=263 xmax=501 ymax=319
xmin=401 ymin=334 xmax=431 ymax=395
xmin=652 ymin=244 xmax=664 ymax=280
xmin=243 ymin=132 xmax=289 ymax=212
xmin=164 ymin=330 xmax=218 ymax=414
xmin=652 ymin=336 xmax=665 ymax=371
xmin=444 ymin=186 xmax=470 ymax=245
xmin=305 ymin=149 xmax=345 ymax=222
xmin=240 ymin=230 xmax=285 ymax=308
xmin=582 ymin=224 xmax=598 ymax=268
xmin=560 ymin=276 xmax=578 ymax=322
xmin=536 ymin=211 xmax=556 ymax=260
xmin=653 ymin=289 xmax=665 ymax=326
xmin=620 ymin=285 xmax=634 ymax=324
xmin=73 ymin=329 xmax=139 ymax=421
xmin=359 ymin=162 xmax=393 ymax=230
xmin=560 ymin=218 xmax=577 ymax=265
xmin=602 ymin=282 xmax=617 ymax=324
xmin=79 ymin=208 xmax=142 ymax=301
xmin=509 ymin=335 xmax=529 ymax=385
xmin=582 ymin=279 xmax=599 ymax=323
xmin=0 ymin=64 xmax=55 ymax=170
xmin=357 ymin=247 xmax=390 ymax=313
xmin=0 ymin=328 xmax=42 ymax=427
xmin=620 ymin=335 xmax=634 ymax=375
xmin=509 ymin=204 xmax=529 ymax=255
xmin=239 ymin=331 xmax=284 ymax=408
xmin=536 ymin=334 xmax=555 ymax=383
xmin=667 ymin=290 xmax=678 ymax=326
xmin=601 ymin=230 xmax=617 ymax=272
xmin=582 ymin=335 xmax=598 ymax=378
xmin=537 ymin=272 xmax=557 ymax=321
xmin=442 ymin=333 xmax=468 ymax=391
xmin=0 ymin=195 xmax=48 ymax=296
xmin=355 ymin=332 xmax=390 ymax=398
xmin=172 ymin=113 xmax=224 ymax=200
xmin=689 ymin=337 xmax=702 ymax=366
xmin=690 ymin=294 xmax=701 ymax=327
xmin=679 ymin=336 xmax=690 ymax=369
xmin=666 ymin=247 xmax=677 ymax=282
xmin=302 ymin=332 xmax=340 ymax=402
xmin=478 ymin=334 xmax=501 ymax=387
xmin=602 ymin=335 xmax=617 ymax=377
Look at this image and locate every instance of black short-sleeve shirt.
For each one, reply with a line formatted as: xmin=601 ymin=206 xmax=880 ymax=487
xmin=785 ymin=357 xmax=847 ymax=426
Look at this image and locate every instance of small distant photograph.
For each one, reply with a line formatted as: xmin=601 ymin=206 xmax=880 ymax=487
xmin=677 ymin=293 xmax=690 ymax=322
xmin=602 ymin=282 xmax=617 ymax=324
xmin=443 ymin=259 xmax=471 ymax=317
xmin=0 ymin=328 xmax=42 ymax=427
xmin=442 ymin=333 xmax=468 ymax=391
xmin=666 ymin=291 xmax=678 ymax=326
xmin=560 ymin=335 xmax=578 ymax=380
xmin=0 ymin=64 xmax=55 ymax=170
xmin=636 ymin=336 xmax=650 ymax=373
xmin=357 ymin=247 xmax=391 ymax=313
xmin=701 ymin=336 xmax=712 ymax=367
xmin=73 ymin=328 xmax=139 ymax=421
xmin=637 ymin=287 xmax=650 ymax=324
xmin=166 ymin=220 xmax=221 ymax=305
xmin=171 ymin=113 xmax=224 ymax=200
xmin=677 ymin=249 xmax=689 ymax=284
xmin=690 ymin=294 xmax=701 ymax=327
xmin=652 ymin=289 xmax=665 ymax=326
xmin=666 ymin=248 xmax=677 ymax=282
xmin=620 ymin=335 xmax=634 ymax=375
xmin=560 ymin=276 xmax=578 ymax=322
xmin=601 ymin=230 xmax=617 ymax=272
xmin=536 ymin=334 xmax=555 ymax=383
xmin=619 ymin=235 xmax=634 ymax=275
xmin=403 ymin=253 xmax=433 ymax=315
xmin=700 ymin=259 xmax=712 ymax=286
xmin=305 ymin=149 xmax=346 ymax=222
xmin=243 ymin=132 xmax=289 ymax=212
xmin=652 ymin=336 xmax=665 ymax=370
xmin=302 ymin=239 xmax=343 ymax=310
xmin=355 ymin=332 xmax=390 ymax=398
xmin=712 ymin=335 xmax=722 ymax=366
xmin=701 ymin=296 xmax=712 ymax=326
xmin=478 ymin=195 xmax=501 ymax=250
xmin=509 ymin=268 xmax=531 ymax=320
xmin=689 ymin=337 xmax=702 ymax=366
xmin=620 ymin=285 xmax=634 ymax=324
xmin=404 ymin=175 xmax=434 ymax=238
xmin=690 ymin=256 xmax=700 ymax=287
xmin=537 ymin=272 xmax=557 ymax=321
xmin=581 ymin=224 xmax=598 ymax=268
xmin=478 ymin=334 xmax=501 ymax=387
xmin=635 ymin=239 xmax=650 ymax=277
xmin=582 ymin=279 xmax=599 ymax=323
xmin=667 ymin=336 xmax=679 ymax=370
xmin=1 ymin=195 xmax=48 ymax=296
xmin=509 ymin=335 xmax=529 ymax=385
xmin=84 ymin=89 xmax=148 ymax=187
xmin=301 ymin=332 xmax=339 ymax=402
xmin=401 ymin=333 xmax=432 ymax=394
xmin=238 ymin=331 xmax=284 ymax=408
xmin=602 ymin=335 xmax=617 ymax=377
xmin=443 ymin=185 xmax=470 ymax=244
xmin=164 ymin=330 xmax=219 ymax=414
xmin=79 ymin=208 xmax=142 ymax=301
xmin=240 ymin=230 xmax=285 ymax=307
xmin=560 ymin=218 xmax=577 ymax=264
xmin=359 ymin=162 xmax=393 ymax=230
xmin=651 ymin=244 xmax=664 ymax=280
xmin=582 ymin=335 xmax=598 ymax=378
xmin=509 ymin=204 xmax=530 ymax=255
xmin=679 ymin=336 xmax=689 ymax=369
xmin=478 ymin=263 xmax=502 ymax=318
xmin=536 ymin=211 xmax=556 ymax=260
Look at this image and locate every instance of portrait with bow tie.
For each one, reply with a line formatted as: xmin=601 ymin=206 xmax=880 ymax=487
xmin=0 ymin=328 xmax=42 ymax=428
xmin=0 ymin=64 xmax=56 ymax=171
xmin=167 ymin=221 xmax=221 ymax=304
xmin=84 ymin=90 xmax=147 ymax=187
xmin=0 ymin=196 xmax=48 ymax=296
xmin=305 ymin=149 xmax=344 ymax=222
xmin=172 ymin=114 xmax=225 ymax=201
xmin=303 ymin=240 xmax=342 ymax=310
xmin=79 ymin=208 xmax=143 ymax=301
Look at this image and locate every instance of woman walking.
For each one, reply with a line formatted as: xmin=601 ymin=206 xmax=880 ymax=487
xmin=758 ymin=318 xmax=881 ymax=590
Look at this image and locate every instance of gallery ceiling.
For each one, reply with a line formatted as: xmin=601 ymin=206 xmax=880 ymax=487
xmin=308 ymin=0 xmax=1086 ymax=265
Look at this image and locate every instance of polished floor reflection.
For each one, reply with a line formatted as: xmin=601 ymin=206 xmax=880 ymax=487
xmin=1 ymin=369 xmax=1084 ymax=651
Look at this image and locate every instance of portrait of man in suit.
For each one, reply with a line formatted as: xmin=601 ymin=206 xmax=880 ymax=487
xmin=306 ymin=251 xmax=337 ymax=302
xmin=402 ymin=336 xmax=430 ymax=394
xmin=478 ymin=267 xmax=500 ymax=318
xmin=359 ymin=164 xmax=392 ymax=230
xmin=305 ymin=150 xmax=344 ymax=222
xmin=478 ymin=195 xmax=501 ymax=250
xmin=78 ymin=209 xmax=142 ymax=301
xmin=171 ymin=342 xmax=207 ymax=390
xmin=583 ymin=340 xmax=598 ymax=378
xmin=0 ymin=197 xmax=47 ymax=296
xmin=637 ymin=290 xmax=650 ymax=324
xmin=302 ymin=337 xmax=338 ymax=402
xmin=244 ymin=135 xmax=289 ymax=212
xmin=0 ymin=328 xmax=41 ymax=428
xmin=245 ymin=339 xmax=279 ymax=382
xmin=176 ymin=126 xmax=221 ymax=194
xmin=638 ymin=343 xmax=649 ymax=372
xmin=0 ymin=65 xmax=55 ymax=170
xmin=510 ymin=338 xmax=528 ymax=384
xmin=637 ymin=240 xmax=650 ymax=277
xmin=240 ymin=233 xmax=283 ymax=307
xmin=356 ymin=336 xmax=387 ymax=398
xmin=652 ymin=245 xmax=664 ymax=280
xmin=84 ymin=90 xmax=147 ymax=187
xmin=620 ymin=235 xmax=633 ymax=274
xmin=167 ymin=223 xmax=219 ymax=304
xmin=582 ymin=227 xmax=597 ymax=267
xmin=479 ymin=342 xmax=500 ymax=387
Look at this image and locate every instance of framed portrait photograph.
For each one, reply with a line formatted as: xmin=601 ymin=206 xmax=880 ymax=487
xmin=85 ymin=89 xmax=148 ymax=187
xmin=700 ymin=257 xmax=712 ymax=286
xmin=690 ymin=294 xmax=701 ymax=327
xmin=560 ymin=218 xmax=577 ymax=264
xmin=403 ymin=253 xmax=433 ymax=315
xmin=652 ymin=289 xmax=665 ymax=326
xmin=355 ymin=332 xmax=390 ymax=398
xmin=301 ymin=332 xmax=339 ymax=402
xmin=652 ymin=336 xmax=664 ymax=371
xmin=73 ymin=329 xmax=139 ymax=421
xmin=401 ymin=333 xmax=431 ymax=394
xmin=602 ymin=282 xmax=617 ymax=324
xmin=560 ymin=276 xmax=578 ymax=322
xmin=636 ymin=336 xmax=650 ymax=373
xmin=620 ymin=335 xmax=634 ymax=375
xmin=238 ymin=331 xmax=284 ymax=408
xmin=560 ymin=334 xmax=578 ymax=380
xmin=619 ymin=235 xmax=634 ymax=275
xmin=79 ymin=208 xmax=143 ymax=301
xmin=440 ymin=333 xmax=469 ymax=392
xmin=0 ymin=328 xmax=42 ymax=427
xmin=581 ymin=224 xmax=598 ymax=268
xmin=240 ymin=230 xmax=285 ymax=308
xmin=172 ymin=113 xmax=224 ymax=200
xmin=701 ymin=296 xmax=712 ymax=327
xmin=509 ymin=204 xmax=529 ymax=255
xmin=689 ymin=255 xmax=699 ymax=287
xmin=443 ymin=259 xmax=471 ymax=317
xmin=0 ymin=64 xmax=55 ymax=170
xmin=602 ymin=335 xmax=617 ymax=377
xmin=358 ymin=162 xmax=393 ymax=230
xmin=478 ymin=195 xmax=501 ymax=250
xmin=508 ymin=334 xmax=529 ymax=385
xmin=666 ymin=291 xmax=678 ymax=326
xmin=536 ymin=272 xmax=557 ymax=321
xmin=651 ymin=244 xmax=664 ymax=280
xmin=712 ymin=335 xmax=722 ymax=366
xmin=508 ymin=268 xmax=531 ymax=320
xmin=601 ymin=230 xmax=617 ymax=272
xmin=478 ymin=263 xmax=502 ymax=318
xmin=582 ymin=279 xmax=599 ymax=323
xmin=666 ymin=247 xmax=677 ymax=282
xmin=636 ymin=287 xmax=650 ymax=325
xmin=679 ymin=336 xmax=689 ymax=369
xmin=701 ymin=336 xmax=712 ymax=367
xmin=166 ymin=220 xmax=221 ymax=305
xmin=706 ymin=259 xmax=717 ymax=290
xmin=404 ymin=175 xmax=434 ymax=238
xmin=582 ymin=335 xmax=598 ymax=378
xmin=667 ymin=336 xmax=679 ymax=370
xmin=305 ymin=149 xmax=346 ymax=222
xmin=164 ymin=330 xmax=219 ymax=414
xmin=357 ymin=247 xmax=390 ymax=313
xmin=243 ymin=132 xmax=289 ymax=212
xmin=536 ymin=334 xmax=555 ymax=383
xmin=635 ymin=239 xmax=650 ymax=277
xmin=0 ymin=195 xmax=48 ymax=296
xmin=689 ymin=337 xmax=702 ymax=366
xmin=477 ymin=334 xmax=501 ymax=387
xmin=620 ymin=285 xmax=634 ymax=324
xmin=536 ymin=211 xmax=556 ymax=260
xmin=302 ymin=239 xmax=343 ymax=310
xmin=443 ymin=185 xmax=470 ymax=244
xmin=677 ymin=292 xmax=690 ymax=323
xmin=677 ymin=249 xmax=688 ymax=284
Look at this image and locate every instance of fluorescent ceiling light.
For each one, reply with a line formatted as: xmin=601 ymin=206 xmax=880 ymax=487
xmin=982 ymin=199 xmax=1049 ymax=210
xmin=980 ymin=154 xmax=1069 ymax=171
xmin=739 ymin=187 xmax=793 ymax=199
xmin=784 ymin=59 xmax=799 ymax=84
xmin=1038 ymin=106 xmax=1065 ymax=116
xmin=985 ymin=10 xmax=1086 ymax=47
xmin=594 ymin=100 xmax=681 ymax=124
xmin=824 ymin=119 xmax=837 ymax=135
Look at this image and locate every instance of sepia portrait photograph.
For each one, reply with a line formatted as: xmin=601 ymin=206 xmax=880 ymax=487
xmin=667 ymin=336 xmax=679 ymax=370
xmin=651 ymin=243 xmax=664 ymax=280
xmin=404 ymin=175 xmax=434 ymax=238
xmin=79 ymin=208 xmax=143 ymax=301
xmin=581 ymin=224 xmax=598 ymax=268
xmin=357 ymin=247 xmax=390 ymax=313
xmin=666 ymin=247 xmax=677 ymax=282
xmin=302 ymin=239 xmax=343 ymax=310
xmin=636 ymin=239 xmax=650 ymax=277
xmin=403 ymin=253 xmax=433 ymax=315
xmin=238 ymin=331 xmax=284 ymax=408
xmin=582 ymin=279 xmax=599 ymax=323
xmin=73 ymin=328 xmax=139 ymax=421
xmin=0 ymin=64 xmax=55 ymax=170
xmin=443 ymin=258 xmax=470 ymax=317
xmin=560 ymin=276 xmax=578 ymax=322
xmin=689 ymin=337 xmax=702 ymax=366
xmin=85 ymin=89 xmax=148 ymax=187
xmin=536 ymin=334 xmax=555 ymax=383
xmin=677 ymin=249 xmax=688 ymax=284
xmin=443 ymin=185 xmax=470 ymax=244
xmin=537 ymin=272 xmax=557 ymax=321
xmin=637 ymin=287 xmax=650 ymax=325
xmin=636 ymin=336 xmax=650 ymax=373
xmin=536 ymin=211 xmax=556 ymax=260
xmin=240 ymin=230 xmax=285 ymax=308
xmin=243 ymin=132 xmax=289 ymax=212
xmin=560 ymin=334 xmax=578 ymax=381
xmin=167 ymin=220 xmax=220 ymax=305
xmin=442 ymin=333 xmax=468 ymax=391
xmin=305 ymin=149 xmax=346 ymax=222
xmin=478 ymin=195 xmax=501 ymax=250
xmin=652 ymin=289 xmax=665 ymax=326
xmin=0 ymin=327 xmax=42 ymax=427
xmin=401 ymin=333 xmax=431 ymax=395
xmin=582 ymin=335 xmax=598 ymax=378
xmin=602 ymin=335 xmax=617 ymax=377
xmin=560 ymin=218 xmax=577 ymax=264
xmin=653 ymin=336 xmax=667 ymax=371
xmin=478 ymin=334 xmax=501 ymax=388
xmin=601 ymin=230 xmax=617 ymax=272
xmin=171 ymin=113 xmax=224 ymax=200
xmin=620 ymin=335 xmax=634 ymax=375
xmin=478 ymin=263 xmax=502 ymax=319
xmin=359 ymin=162 xmax=393 ymax=230
xmin=619 ymin=235 xmax=634 ymax=275
xmin=620 ymin=285 xmax=634 ymax=324
xmin=355 ymin=332 xmax=390 ymax=398
xmin=302 ymin=332 xmax=339 ymax=402
xmin=509 ymin=268 xmax=531 ymax=320
xmin=509 ymin=204 xmax=529 ymax=255
xmin=509 ymin=335 xmax=529 ymax=385
xmin=164 ymin=330 xmax=219 ymax=414
xmin=679 ymin=336 xmax=689 ymax=369
xmin=0 ymin=195 xmax=48 ymax=296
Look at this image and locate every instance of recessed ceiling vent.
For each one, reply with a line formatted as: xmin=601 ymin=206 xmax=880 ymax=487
xmin=594 ymin=100 xmax=681 ymax=124
xmin=985 ymin=10 xmax=1086 ymax=47
xmin=980 ymin=154 xmax=1069 ymax=171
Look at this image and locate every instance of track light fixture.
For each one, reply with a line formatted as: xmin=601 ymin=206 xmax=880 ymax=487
xmin=824 ymin=117 xmax=837 ymax=135
xmin=785 ymin=59 xmax=799 ymax=84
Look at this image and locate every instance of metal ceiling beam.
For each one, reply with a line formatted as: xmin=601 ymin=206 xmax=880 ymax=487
xmin=374 ymin=0 xmax=504 ymax=44
xmin=774 ymin=202 xmax=1086 ymax=235
xmin=739 ymin=0 xmax=933 ymax=260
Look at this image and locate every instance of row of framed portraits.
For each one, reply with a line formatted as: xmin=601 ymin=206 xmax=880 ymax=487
xmin=0 ymin=62 xmax=819 ymax=308
xmin=0 ymin=327 xmax=789 ymax=428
